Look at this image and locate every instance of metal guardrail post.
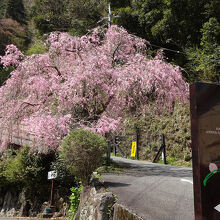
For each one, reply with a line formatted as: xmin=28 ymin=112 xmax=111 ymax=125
xmin=105 ymin=133 xmax=111 ymax=165
xmin=153 ymin=134 xmax=166 ymax=164
xmin=114 ymin=136 xmax=119 ymax=156
xmin=106 ymin=140 xmax=111 ymax=165
xmin=161 ymin=134 xmax=167 ymax=164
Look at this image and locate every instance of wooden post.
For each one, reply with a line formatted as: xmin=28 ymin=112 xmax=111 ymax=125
xmin=106 ymin=140 xmax=111 ymax=165
xmin=50 ymin=179 xmax=54 ymax=206
xmin=136 ymin=128 xmax=140 ymax=160
xmin=114 ymin=136 xmax=117 ymax=156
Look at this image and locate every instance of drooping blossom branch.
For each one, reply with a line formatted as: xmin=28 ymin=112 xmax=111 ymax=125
xmin=0 ymin=25 xmax=189 ymax=153
xmin=0 ymin=44 xmax=24 ymax=68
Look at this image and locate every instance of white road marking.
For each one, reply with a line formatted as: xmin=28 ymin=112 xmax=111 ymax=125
xmin=214 ymin=204 xmax=220 ymax=212
xmin=181 ymin=178 xmax=193 ymax=184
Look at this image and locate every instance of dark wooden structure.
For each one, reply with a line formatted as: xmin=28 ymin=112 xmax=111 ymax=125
xmin=190 ymin=82 xmax=220 ymax=220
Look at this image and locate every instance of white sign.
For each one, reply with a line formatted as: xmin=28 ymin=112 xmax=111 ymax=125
xmin=48 ymin=170 xmax=57 ymax=180
xmin=214 ymin=204 xmax=220 ymax=213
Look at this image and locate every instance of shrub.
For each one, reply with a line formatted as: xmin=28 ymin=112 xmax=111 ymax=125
xmin=69 ymin=185 xmax=83 ymax=218
xmin=50 ymin=154 xmax=75 ymax=187
xmin=0 ymin=146 xmax=55 ymax=187
xmin=60 ymin=129 xmax=107 ymax=185
xmin=25 ymin=39 xmax=47 ymax=55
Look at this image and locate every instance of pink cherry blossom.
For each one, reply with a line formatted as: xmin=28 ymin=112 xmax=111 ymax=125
xmin=0 ymin=25 xmax=188 ymax=153
xmin=0 ymin=44 xmax=24 ymax=67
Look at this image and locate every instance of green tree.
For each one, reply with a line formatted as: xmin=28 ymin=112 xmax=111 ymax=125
xmin=1 ymin=146 xmax=54 ymax=186
xmin=31 ymin=0 xmax=70 ymax=34
xmin=67 ymin=0 xmax=107 ymax=36
xmin=186 ymin=17 xmax=220 ymax=82
xmin=25 ymin=39 xmax=47 ymax=55
xmin=60 ymin=129 xmax=107 ymax=185
xmin=111 ymin=0 xmax=220 ymax=82
xmin=0 ymin=0 xmax=7 ymax=18
xmin=204 ymin=0 xmax=220 ymax=21
xmin=0 ymin=66 xmax=14 ymax=86
xmin=31 ymin=0 xmax=107 ymax=36
xmin=5 ymin=0 xmax=27 ymax=24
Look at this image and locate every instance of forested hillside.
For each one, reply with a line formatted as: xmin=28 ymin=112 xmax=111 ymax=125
xmin=112 ymin=0 xmax=220 ymax=82
xmin=0 ymin=0 xmax=219 ymax=83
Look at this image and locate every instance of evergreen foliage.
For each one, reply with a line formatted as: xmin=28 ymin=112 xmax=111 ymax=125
xmin=111 ymin=0 xmax=220 ymax=82
xmin=60 ymin=129 xmax=107 ymax=185
xmin=30 ymin=0 xmax=107 ymax=36
xmin=25 ymin=39 xmax=47 ymax=55
xmin=186 ymin=17 xmax=220 ymax=82
xmin=69 ymin=185 xmax=83 ymax=217
xmin=0 ymin=146 xmax=76 ymax=215
xmin=5 ymin=0 xmax=27 ymax=24
xmin=0 ymin=146 xmax=54 ymax=187
xmin=0 ymin=66 xmax=14 ymax=86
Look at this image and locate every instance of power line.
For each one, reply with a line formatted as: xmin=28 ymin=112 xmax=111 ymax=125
xmin=98 ymin=4 xmax=184 ymax=55
xmin=149 ymin=43 xmax=187 ymax=55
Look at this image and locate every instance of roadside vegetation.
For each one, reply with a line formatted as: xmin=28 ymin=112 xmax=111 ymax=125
xmin=116 ymin=103 xmax=191 ymax=166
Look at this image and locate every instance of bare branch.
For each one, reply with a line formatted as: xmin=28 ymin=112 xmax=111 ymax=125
xmin=45 ymin=65 xmax=62 ymax=76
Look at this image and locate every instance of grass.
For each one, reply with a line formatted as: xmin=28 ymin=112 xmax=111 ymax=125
xmin=110 ymin=152 xmax=192 ymax=168
xmin=96 ymin=159 xmax=124 ymax=174
xmin=110 ymin=153 xmax=124 ymax=157
xmin=111 ymin=152 xmax=192 ymax=167
xmin=157 ymin=156 xmax=192 ymax=167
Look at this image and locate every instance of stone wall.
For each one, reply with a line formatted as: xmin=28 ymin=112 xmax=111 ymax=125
xmin=0 ymin=186 xmax=69 ymax=217
xmin=113 ymin=204 xmax=143 ymax=220
xmin=0 ymin=188 xmax=18 ymax=216
xmin=0 ymin=184 xmax=143 ymax=219
xmin=75 ymin=186 xmax=143 ymax=220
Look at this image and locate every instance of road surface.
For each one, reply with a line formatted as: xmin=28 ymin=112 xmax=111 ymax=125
xmin=102 ymin=156 xmax=194 ymax=220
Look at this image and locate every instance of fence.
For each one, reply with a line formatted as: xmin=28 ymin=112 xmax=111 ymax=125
xmin=108 ymin=129 xmax=167 ymax=164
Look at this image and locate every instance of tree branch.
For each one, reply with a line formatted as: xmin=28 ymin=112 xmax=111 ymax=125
xmin=45 ymin=65 xmax=62 ymax=76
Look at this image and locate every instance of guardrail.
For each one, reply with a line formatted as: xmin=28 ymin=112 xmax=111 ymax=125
xmin=153 ymin=134 xmax=166 ymax=164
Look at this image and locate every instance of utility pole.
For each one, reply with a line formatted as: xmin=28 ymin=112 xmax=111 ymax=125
xmin=97 ymin=3 xmax=119 ymax=28
xmin=108 ymin=3 xmax=111 ymax=28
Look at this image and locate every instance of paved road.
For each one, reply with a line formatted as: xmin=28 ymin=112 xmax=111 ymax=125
xmin=102 ymin=156 xmax=194 ymax=220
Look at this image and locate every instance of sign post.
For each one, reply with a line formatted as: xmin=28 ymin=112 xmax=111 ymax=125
xmin=48 ymin=170 xmax=57 ymax=206
xmin=190 ymin=82 xmax=220 ymax=219
xmin=130 ymin=141 xmax=137 ymax=158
